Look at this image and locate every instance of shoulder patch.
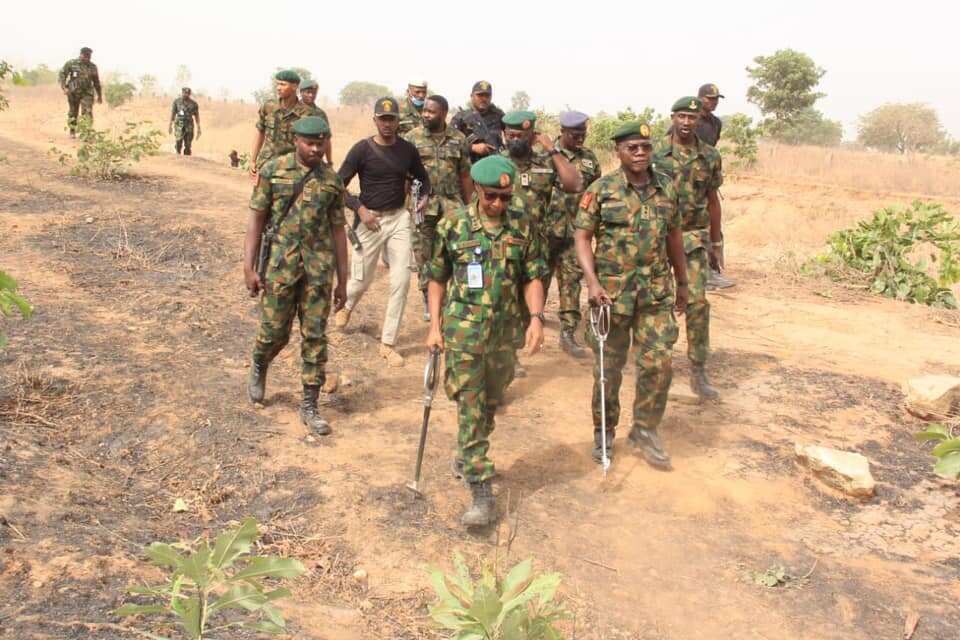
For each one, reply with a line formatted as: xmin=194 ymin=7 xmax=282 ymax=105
xmin=579 ymin=192 xmax=594 ymax=209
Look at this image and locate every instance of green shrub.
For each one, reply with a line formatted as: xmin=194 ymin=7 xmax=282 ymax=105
xmin=116 ymin=517 xmax=305 ymax=639
xmin=105 ymin=81 xmax=137 ymax=108
xmin=0 ymin=60 xmax=11 ymax=111
xmin=587 ymin=107 xmax=670 ymax=153
xmin=51 ymin=118 xmax=161 ymax=179
xmin=916 ymin=424 xmax=960 ymax=479
xmin=12 ymin=64 xmax=57 ymax=86
xmin=720 ymin=113 xmax=759 ymax=169
xmin=428 ymin=553 xmax=570 ymax=640
xmin=0 ymin=270 xmax=33 ymax=348
xmin=809 ymin=201 xmax=960 ymax=308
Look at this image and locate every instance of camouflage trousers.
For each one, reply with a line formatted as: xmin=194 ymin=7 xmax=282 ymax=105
xmin=684 ymin=246 xmax=710 ymax=365
xmin=542 ymin=236 xmax=583 ymax=334
xmin=444 ymin=348 xmax=517 ymax=484
xmin=174 ymin=121 xmax=194 ymax=156
xmin=253 ymin=266 xmax=332 ymax=386
xmin=66 ymin=92 xmax=94 ymax=134
xmin=585 ymin=304 xmax=678 ymax=438
xmin=412 ymin=214 xmax=439 ymax=292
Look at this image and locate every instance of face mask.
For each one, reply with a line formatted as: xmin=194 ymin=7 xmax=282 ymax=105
xmin=507 ymin=139 xmax=530 ymax=157
xmin=411 ymin=97 xmax=425 ymax=107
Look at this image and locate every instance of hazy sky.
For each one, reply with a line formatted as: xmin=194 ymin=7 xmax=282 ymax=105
xmin=4 ymin=0 xmax=958 ymax=139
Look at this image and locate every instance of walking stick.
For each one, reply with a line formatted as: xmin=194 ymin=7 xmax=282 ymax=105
xmin=589 ymin=303 xmax=612 ymax=476
xmin=407 ymin=347 xmax=441 ymax=497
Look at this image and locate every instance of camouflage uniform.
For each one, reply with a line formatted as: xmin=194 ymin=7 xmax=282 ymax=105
xmin=500 ymin=144 xmax=558 ymax=239
xmin=397 ymin=97 xmax=424 ymax=136
xmin=250 ymin=152 xmax=346 ymax=386
xmin=544 ymin=138 xmax=601 ymax=335
xmin=450 ymin=104 xmax=506 ymax=162
xmin=170 ymin=96 xmax=199 ymax=155
xmin=403 ymin=125 xmax=471 ymax=290
xmin=255 ymin=99 xmax=325 ymax=169
xmin=575 ymin=167 xmax=682 ymax=440
xmin=428 ymin=201 xmax=548 ymax=483
xmin=58 ymin=58 xmax=101 ymax=134
xmin=652 ymin=135 xmax=723 ymax=366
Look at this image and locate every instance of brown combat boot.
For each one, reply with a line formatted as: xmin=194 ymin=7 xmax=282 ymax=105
xmin=690 ymin=363 xmax=720 ymax=401
xmin=560 ymin=328 xmax=587 ymax=359
xmin=461 ymin=480 xmax=495 ymax=528
xmin=300 ymin=385 xmax=332 ymax=436
xmin=248 ymin=359 xmax=268 ymax=404
xmin=628 ymin=427 xmax=671 ymax=470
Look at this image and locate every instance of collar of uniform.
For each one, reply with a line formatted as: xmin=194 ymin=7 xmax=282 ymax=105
xmin=468 ymin=201 xmax=512 ymax=235
xmin=616 ymin=166 xmax=659 ymax=198
xmin=665 ymin=132 xmax=706 ymax=159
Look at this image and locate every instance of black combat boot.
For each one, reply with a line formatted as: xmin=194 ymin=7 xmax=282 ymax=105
xmin=690 ymin=363 xmax=720 ymax=401
xmin=559 ymin=328 xmax=587 ymax=359
xmin=461 ymin=480 xmax=495 ymax=528
xmin=628 ymin=427 xmax=672 ymax=469
xmin=591 ymin=429 xmax=615 ymax=464
xmin=300 ymin=384 xmax=332 ymax=436
xmin=248 ymin=359 xmax=268 ymax=404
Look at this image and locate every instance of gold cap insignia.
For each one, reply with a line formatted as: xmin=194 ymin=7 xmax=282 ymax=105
xmin=499 ymin=173 xmax=511 ymax=187
xmin=521 ymin=119 xmax=531 ymax=130
xmin=479 ymin=82 xmax=489 ymax=91
xmin=640 ymin=124 xmax=651 ymax=137
xmin=689 ymin=99 xmax=698 ymax=110
xmin=711 ymin=85 xmax=718 ymax=94
xmin=383 ymin=101 xmax=393 ymax=112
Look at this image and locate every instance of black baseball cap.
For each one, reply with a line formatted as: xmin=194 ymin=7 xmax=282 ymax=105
xmin=374 ymin=97 xmax=400 ymax=117
xmin=471 ymin=80 xmax=492 ymax=95
xmin=698 ymin=83 xmax=724 ymax=99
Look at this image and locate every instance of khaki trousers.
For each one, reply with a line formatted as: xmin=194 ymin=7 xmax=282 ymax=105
xmin=345 ymin=208 xmax=412 ymax=346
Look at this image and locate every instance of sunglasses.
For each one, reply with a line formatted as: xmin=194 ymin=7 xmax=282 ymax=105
xmin=623 ymin=142 xmax=653 ymax=154
xmin=479 ymin=189 xmax=512 ymax=204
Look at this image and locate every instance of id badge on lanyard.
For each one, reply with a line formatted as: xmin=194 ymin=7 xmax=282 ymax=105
xmin=467 ymin=246 xmax=483 ymax=289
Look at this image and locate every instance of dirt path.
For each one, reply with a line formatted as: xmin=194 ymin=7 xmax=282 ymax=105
xmin=2 ymin=114 xmax=959 ymax=640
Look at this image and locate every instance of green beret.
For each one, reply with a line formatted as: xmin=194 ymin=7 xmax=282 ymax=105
xmin=671 ymin=96 xmax=703 ymax=113
xmin=502 ymin=110 xmax=537 ymax=130
xmin=610 ymin=121 xmax=652 ymax=142
xmin=275 ymin=69 xmax=301 ymax=84
xmin=470 ymin=156 xmax=517 ymax=188
xmin=300 ymin=79 xmax=318 ymax=91
xmin=292 ymin=116 xmax=330 ymax=137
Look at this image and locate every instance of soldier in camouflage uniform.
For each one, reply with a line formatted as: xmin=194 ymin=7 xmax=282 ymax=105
xmin=575 ymin=121 xmax=689 ymax=469
xmin=299 ymin=79 xmax=334 ymax=165
xmin=403 ymin=95 xmax=473 ymax=321
xmin=251 ymin=70 xmax=316 ymax=179
xmin=58 ymin=47 xmax=102 ymax=137
xmin=397 ymin=80 xmax=427 ymax=136
xmin=450 ymin=81 xmax=506 ymax=162
xmin=168 ymin=87 xmax=201 ymax=156
xmin=545 ymin=111 xmax=602 ymax=358
xmin=653 ymin=97 xmax=724 ymax=401
xmin=243 ymin=117 xmax=349 ymax=436
xmin=426 ymin=155 xmax=547 ymax=528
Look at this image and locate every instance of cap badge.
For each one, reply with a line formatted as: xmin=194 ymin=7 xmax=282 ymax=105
xmin=689 ymin=99 xmax=698 ymax=110
xmin=383 ymin=101 xmax=393 ymax=112
xmin=521 ymin=119 xmax=531 ymax=130
xmin=640 ymin=124 xmax=651 ymax=137
xmin=499 ymin=173 xmax=511 ymax=187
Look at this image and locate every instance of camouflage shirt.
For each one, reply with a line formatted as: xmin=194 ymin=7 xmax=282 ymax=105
xmin=652 ymin=134 xmax=723 ymax=232
xmin=500 ymin=144 xmax=559 ymax=228
xmin=255 ymin=99 xmax=322 ymax=168
xmin=574 ymin=167 xmax=681 ymax=316
xmin=58 ymin=58 xmax=101 ymax=96
xmin=171 ymin=97 xmax=199 ymax=125
xmin=450 ymin=104 xmax=506 ymax=161
xmin=428 ymin=201 xmax=548 ymax=354
xmin=546 ymin=138 xmax=601 ymax=239
xmin=397 ymin=97 xmax=424 ymax=136
xmin=403 ymin=125 xmax=471 ymax=217
xmin=250 ymin=152 xmax=346 ymax=278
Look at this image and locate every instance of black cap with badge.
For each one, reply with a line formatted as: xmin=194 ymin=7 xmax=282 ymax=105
xmin=374 ymin=96 xmax=400 ymax=117
xmin=698 ymin=83 xmax=724 ymax=99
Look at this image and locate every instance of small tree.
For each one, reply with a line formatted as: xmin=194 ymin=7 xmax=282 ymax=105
xmin=511 ymin=90 xmax=531 ymax=111
xmin=339 ymin=80 xmax=391 ymax=107
xmin=858 ymin=103 xmax=946 ymax=154
xmin=720 ymin=113 xmax=759 ymax=168
xmin=105 ymin=81 xmax=137 ymax=108
xmin=0 ymin=270 xmax=33 ymax=348
xmin=12 ymin=64 xmax=57 ymax=86
xmin=51 ymin=119 xmax=162 ymax=179
xmin=138 ymin=74 xmax=158 ymax=96
xmin=746 ymin=49 xmax=826 ymax=137
xmin=769 ymin=107 xmax=843 ymax=146
xmin=0 ymin=61 xmax=12 ymax=111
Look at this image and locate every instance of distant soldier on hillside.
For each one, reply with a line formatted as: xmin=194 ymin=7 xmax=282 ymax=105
xmin=58 ymin=47 xmax=102 ymax=137
xmin=168 ymin=87 xmax=201 ymax=156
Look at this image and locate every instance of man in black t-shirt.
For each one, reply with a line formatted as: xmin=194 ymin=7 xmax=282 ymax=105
xmin=334 ymin=97 xmax=431 ymax=366
xmin=696 ymin=83 xmax=736 ymax=290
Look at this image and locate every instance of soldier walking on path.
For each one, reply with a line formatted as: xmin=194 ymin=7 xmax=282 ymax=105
xmin=426 ymin=155 xmax=547 ymax=528
xmin=299 ymin=78 xmax=334 ymax=165
xmin=575 ymin=121 xmax=689 ymax=469
xmin=450 ymin=81 xmax=506 ymax=163
xmin=243 ymin=116 xmax=349 ymax=436
xmin=251 ymin=70 xmax=315 ymax=180
xmin=397 ymin=79 xmax=428 ymax=136
xmin=403 ymin=95 xmax=473 ymax=322
xmin=334 ymin=97 xmax=432 ymax=367
xmin=653 ymin=97 xmax=725 ymax=401
xmin=696 ymin=83 xmax=736 ymax=291
xmin=58 ymin=47 xmax=101 ymax=137
xmin=168 ymin=87 xmax=201 ymax=156
xmin=544 ymin=111 xmax=602 ymax=358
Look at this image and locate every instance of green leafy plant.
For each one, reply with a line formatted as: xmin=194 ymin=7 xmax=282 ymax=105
xmin=116 ymin=517 xmax=305 ymax=639
xmin=105 ymin=81 xmax=137 ymax=108
xmin=0 ymin=60 xmax=12 ymax=111
xmin=916 ymin=423 xmax=960 ymax=479
xmin=809 ymin=201 xmax=960 ymax=308
xmin=720 ymin=113 xmax=759 ymax=169
xmin=0 ymin=270 xmax=33 ymax=348
xmin=428 ymin=553 xmax=570 ymax=640
xmin=11 ymin=63 xmax=57 ymax=86
xmin=587 ymin=107 xmax=670 ymax=153
xmin=51 ymin=118 xmax=161 ymax=179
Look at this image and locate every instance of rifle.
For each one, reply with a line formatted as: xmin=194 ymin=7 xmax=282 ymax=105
xmin=256 ymin=168 xmax=318 ymax=284
xmin=411 ymin=179 xmax=424 ymax=226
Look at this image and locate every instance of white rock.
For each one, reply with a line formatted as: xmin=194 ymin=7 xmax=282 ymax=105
xmin=795 ymin=444 xmax=876 ymax=499
xmin=352 ymin=568 xmax=368 ymax=584
xmin=903 ymin=375 xmax=960 ymax=420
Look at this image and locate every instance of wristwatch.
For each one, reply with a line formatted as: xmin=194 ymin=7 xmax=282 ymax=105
xmin=532 ymin=311 xmax=546 ymax=324
xmin=547 ymin=147 xmax=560 ymax=157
